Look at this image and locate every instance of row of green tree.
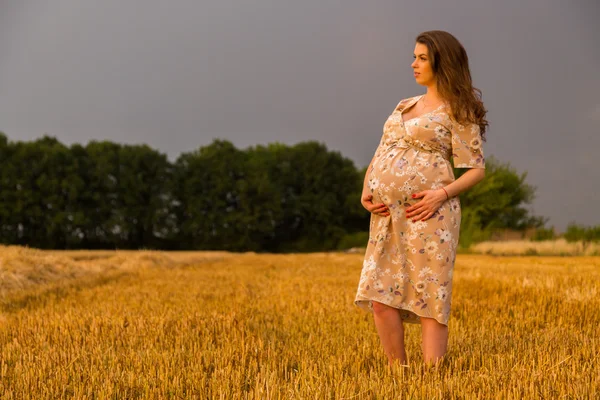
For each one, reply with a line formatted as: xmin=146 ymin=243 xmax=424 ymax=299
xmin=0 ymin=131 xmax=548 ymax=251
xmin=562 ymin=224 xmax=600 ymax=243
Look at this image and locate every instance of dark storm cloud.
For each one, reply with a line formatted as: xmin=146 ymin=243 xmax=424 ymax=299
xmin=0 ymin=0 xmax=598 ymax=232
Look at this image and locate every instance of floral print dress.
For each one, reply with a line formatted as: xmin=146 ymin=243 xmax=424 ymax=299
xmin=354 ymin=94 xmax=485 ymax=326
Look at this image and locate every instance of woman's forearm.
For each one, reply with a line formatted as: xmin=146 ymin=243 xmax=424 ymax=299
xmin=442 ymin=168 xmax=485 ymax=198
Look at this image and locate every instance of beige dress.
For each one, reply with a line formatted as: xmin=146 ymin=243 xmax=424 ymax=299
xmin=354 ymin=94 xmax=486 ymax=326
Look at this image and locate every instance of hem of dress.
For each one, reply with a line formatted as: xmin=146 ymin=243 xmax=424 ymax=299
xmin=354 ymin=297 xmax=448 ymax=327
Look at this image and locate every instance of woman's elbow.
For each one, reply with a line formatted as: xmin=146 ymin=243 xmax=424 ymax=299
xmin=477 ymin=168 xmax=486 ymax=182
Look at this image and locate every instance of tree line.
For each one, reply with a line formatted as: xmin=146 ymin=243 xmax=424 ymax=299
xmin=0 ymin=131 xmax=550 ymax=251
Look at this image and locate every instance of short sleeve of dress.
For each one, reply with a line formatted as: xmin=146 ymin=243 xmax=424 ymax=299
xmin=450 ymin=120 xmax=485 ymax=169
xmin=391 ymin=97 xmax=412 ymax=114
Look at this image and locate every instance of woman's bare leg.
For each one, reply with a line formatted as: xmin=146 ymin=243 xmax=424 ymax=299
xmin=371 ymin=301 xmax=408 ymax=367
xmin=420 ymin=316 xmax=448 ymax=367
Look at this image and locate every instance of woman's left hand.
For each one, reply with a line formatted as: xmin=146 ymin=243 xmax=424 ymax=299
xmin=405 ymin=189 xmax=448 ymax=222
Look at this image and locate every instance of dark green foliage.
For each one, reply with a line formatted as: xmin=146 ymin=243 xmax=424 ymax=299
xmin=0 ymin=135 xmax=80 ymax=248
xmin=0 ymin=132 xmax=556 ymax=251
xmin=531 ymin=227 xmax=556 ymax=242
xmin=0 ymin=134 xmax=173 ymax=249
xmin=455 ymin=155 xmax=548 ymax=231
xmin=563 ymin=223 xmax=600 ymax=243
xmin=171 ymin=139 xmax=272 ymax=251
xmin=453 ymin=155 xmax=550 ymax=247
xmin=337 ymin=231 xmax=370 ymax=251
xmin=170 ymin=140 xmax=366 ymax=252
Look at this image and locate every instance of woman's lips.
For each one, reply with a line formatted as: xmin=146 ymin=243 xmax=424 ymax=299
xmin=414 ymin=72 xmax=420 ymax=77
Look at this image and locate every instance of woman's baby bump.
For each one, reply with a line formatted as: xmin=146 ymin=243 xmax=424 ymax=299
xmin=368 ymin=150 xmax=453 ymax=210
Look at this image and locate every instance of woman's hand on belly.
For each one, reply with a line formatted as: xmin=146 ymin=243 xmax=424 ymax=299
xmin=361 ymin=192 xmax=390 ymax=217
xmin=404 ymin=189 xmax=447 ymax=222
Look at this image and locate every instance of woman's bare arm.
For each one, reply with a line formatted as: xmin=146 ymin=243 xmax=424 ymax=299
xmin=442 ymin=168 xmax=485 ymax=198
xmin=405 ymin=167 xmax=485 ymax=221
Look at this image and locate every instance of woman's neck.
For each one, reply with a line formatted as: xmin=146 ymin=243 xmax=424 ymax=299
xmin=423 ymin=85 xmax=443 ymax=105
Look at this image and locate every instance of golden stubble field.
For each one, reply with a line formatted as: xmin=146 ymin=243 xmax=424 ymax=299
xmin=0 ymin=245 xmax=598 ymax=399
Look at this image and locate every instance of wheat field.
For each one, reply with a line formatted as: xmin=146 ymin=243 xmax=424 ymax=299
xmin=470 ymin=238 xmax=600 ymax=257
xmin=0 ymin=245 xmax=598 ymax=399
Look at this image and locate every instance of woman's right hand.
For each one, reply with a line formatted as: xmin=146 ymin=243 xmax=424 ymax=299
xmin=361 ymin=192 xmax=390 ymax=217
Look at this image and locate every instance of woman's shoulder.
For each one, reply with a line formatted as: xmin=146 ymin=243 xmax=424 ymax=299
xmin=392 ymin=94 xmax=422 ymax=112
xmin=400 ymin=94 xmax=422 ymax=105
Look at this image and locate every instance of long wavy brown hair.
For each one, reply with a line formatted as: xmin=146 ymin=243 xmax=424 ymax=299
xmin=415 ymin=30 xmax=489 ymax=141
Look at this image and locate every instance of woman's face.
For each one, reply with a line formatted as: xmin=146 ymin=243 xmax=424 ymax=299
xmin=411 ymin=42 xmax=435 ymax=86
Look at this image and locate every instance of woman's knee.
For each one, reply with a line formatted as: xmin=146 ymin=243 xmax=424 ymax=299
xmin=372 ymin=301 xmax=396 ymax=316
xmin=420 ymin=316 xmax=448 ymax=330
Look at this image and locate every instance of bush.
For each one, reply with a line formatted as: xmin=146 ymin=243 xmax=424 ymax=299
xmin=458 ymin=208 xmax=494 ymax=249
xmin=337 ymin=231 xmax=369 ymax=250
xmin=531 ymin=227 xmax=555 ymax=241
xmin=564 ymin=223 xmax=600 ymax=243
xmin=524 ymin=248 xmax=538 ymax=256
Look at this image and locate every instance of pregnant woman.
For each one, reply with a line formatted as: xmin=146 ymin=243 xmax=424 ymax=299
xmin=354 ymin=30 xmax=488 ymax=368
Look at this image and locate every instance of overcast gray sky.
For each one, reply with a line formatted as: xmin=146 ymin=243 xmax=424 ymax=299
xmin=1 ymin=0 xmax=598 ymax=233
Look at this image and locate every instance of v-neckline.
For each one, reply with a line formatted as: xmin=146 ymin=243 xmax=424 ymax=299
xmin=399 ymin=95 xmax=445 ymax=125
